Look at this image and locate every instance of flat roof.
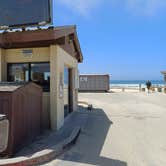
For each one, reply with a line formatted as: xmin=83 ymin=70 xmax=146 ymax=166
xmin=0 ymin=82 xmax=41 ymax=92
xmin=0 ymin=114 xmax=6 ymax=121
xmin=0 ymin=85 xmax=22 ymax=92
xmin=0 ymin=82 xmax=26 ymax=92
xmin=0 ymin=25 xmax=83 ymax=62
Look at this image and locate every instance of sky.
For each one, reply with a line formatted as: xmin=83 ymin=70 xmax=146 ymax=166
xmin=53 ymin=0 xmax=166 ymax=80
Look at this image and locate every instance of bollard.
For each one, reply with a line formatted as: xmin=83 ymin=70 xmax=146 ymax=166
xmin=157 ymin=87 xmax=162 ymax=92
xmin=139 ymin=84 xmax=142 ymax=92
xmin=151 ymin=87 xmax=155 ymax=92
xmin=142 ymin=88 xmax=146 ymax=92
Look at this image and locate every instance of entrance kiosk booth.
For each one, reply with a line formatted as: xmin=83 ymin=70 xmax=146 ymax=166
xmin=0 ymin=25 xmax=83 ymax=130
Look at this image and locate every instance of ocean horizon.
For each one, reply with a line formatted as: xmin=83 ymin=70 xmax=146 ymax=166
xmin=110 ymin=80 xmax=165 ymax=88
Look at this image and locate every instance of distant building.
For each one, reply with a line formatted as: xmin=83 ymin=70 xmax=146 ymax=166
xmin=161 ymin=71 xmax=166 ymax=82
xmin=79 ymin=74 xmax=110 ymax=92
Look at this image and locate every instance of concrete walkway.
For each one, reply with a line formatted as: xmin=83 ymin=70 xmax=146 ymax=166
xmin=43 ymin=92 xmax=166 ymax=166
xmin=15 ymin=112 xmax=87 ymax=157
xmin=0 ymin=111 xmax=83 ymax=166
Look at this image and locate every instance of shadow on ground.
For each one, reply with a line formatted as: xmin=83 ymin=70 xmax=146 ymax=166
xmin=55 ymin=106 xmax=127 ymax=166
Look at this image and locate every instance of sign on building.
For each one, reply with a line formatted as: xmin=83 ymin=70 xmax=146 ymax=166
xmin=80 ymin=76 xmax=88 ymax=82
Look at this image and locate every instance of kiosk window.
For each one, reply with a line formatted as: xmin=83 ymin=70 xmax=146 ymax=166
xmin=8 ymin=63 xmax=29 ymax=82
xmin=8 ymin=63 xmax=50 ymax=92
xmin=31 ymin=63 xmax=50 ymax=92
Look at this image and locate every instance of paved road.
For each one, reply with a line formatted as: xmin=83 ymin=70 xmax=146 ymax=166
xmin=44 ymin=92 xmax=166 ymax=166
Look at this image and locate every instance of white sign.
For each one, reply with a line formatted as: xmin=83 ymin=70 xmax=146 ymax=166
xmin=22 ymin=49 xmax=33 ymax=57
xmin=80 ymin=77 xmax=88 ymax=82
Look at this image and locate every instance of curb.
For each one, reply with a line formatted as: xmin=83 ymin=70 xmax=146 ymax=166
xmin=0 ymin=127 xmax=81 ymax=166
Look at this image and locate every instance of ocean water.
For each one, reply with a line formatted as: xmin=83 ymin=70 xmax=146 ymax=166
xmin=110 ymin=80 xmax=165 ymax=88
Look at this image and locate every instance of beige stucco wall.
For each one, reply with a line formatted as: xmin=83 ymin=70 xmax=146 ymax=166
xmin=0 ymin=48 xmax=6 ymax=81
xmin=5 ymin=47 xmax=50 ymax=63
xmin=50 ymin=45 xmax=78 ymax=130
xmin=0 ymin=45 xmax=79 ymax=130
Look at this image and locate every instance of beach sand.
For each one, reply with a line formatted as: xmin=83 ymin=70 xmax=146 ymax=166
xmin=110 ymin=87 xmax=166 ymax=93
xmin=110 ymin=88 xmax=139 ymax=93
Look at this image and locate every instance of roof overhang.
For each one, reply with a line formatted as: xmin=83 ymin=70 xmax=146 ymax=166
xmin=0 ymin=25 xmax=83 ymax=62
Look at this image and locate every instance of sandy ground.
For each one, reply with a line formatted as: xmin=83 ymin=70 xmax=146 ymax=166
xmin=110 ymin=88 xmax=139 ymax=93
xmin=43 ymin=92 xmax=166 ymax=166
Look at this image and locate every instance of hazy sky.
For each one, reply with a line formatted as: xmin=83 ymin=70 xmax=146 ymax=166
xmin=53 ymin=0 xmax=166 ymax=80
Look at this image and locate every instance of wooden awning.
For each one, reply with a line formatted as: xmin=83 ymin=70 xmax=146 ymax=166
xmin=0 ymin=25 xmax=83 ymax=62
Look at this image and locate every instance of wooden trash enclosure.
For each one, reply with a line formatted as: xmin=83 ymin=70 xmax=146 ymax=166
xmin=0 ymin=82 xmax=42 ymax=157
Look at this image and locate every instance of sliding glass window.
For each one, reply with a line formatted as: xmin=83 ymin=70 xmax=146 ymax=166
xmin=8 ymin=63 xmax=29 ymax=82
xmin=8 ymin=63 xmax=50 ymax=92
xmin=31 ymin=63 xmax=50 ymax=92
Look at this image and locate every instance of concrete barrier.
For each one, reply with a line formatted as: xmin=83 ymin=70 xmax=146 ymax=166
xmin=0 ymin=115 xmax=9 ymax=153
